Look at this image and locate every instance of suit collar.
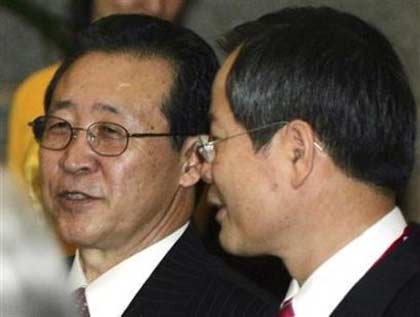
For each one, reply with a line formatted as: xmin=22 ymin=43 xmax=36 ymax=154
xmin=331 ymin=223 xmax=420 ymax=316
xmin=122 ymin=223 xmax=210 ymax=315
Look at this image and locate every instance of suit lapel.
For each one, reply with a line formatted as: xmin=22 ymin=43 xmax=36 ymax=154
xmin=331 ymin=224 xmax=420 ymax=317
xmin=122 ymin=224 xmax=213 ymax=316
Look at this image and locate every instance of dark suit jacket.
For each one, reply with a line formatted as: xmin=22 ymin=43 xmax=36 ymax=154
xmin=331 ymin=223 xmax=420 ymax=317
xmin=122 ymin=225 xmax=279 ymax=316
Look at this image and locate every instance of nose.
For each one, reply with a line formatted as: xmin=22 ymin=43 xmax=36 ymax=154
xmin=200 ymin=161 xmax=213 ymax=184
xmin=59 ymin=130 xmax=98 ymax=175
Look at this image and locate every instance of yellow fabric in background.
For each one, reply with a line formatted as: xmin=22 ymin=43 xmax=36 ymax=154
xmin=7 ymin=63 xmax=58 ymax=187
xmin=7 ymin=63 xmax=75 ymax=254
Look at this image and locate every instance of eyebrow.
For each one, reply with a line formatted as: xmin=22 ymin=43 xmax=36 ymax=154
xmin=92 ymin=102 xmax=120 ymax=114
xmin=49 ymin=100 xmax=73 ymax=112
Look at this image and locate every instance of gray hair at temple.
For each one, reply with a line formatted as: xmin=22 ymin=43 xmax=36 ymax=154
xmin=1 ymin=168 xmax=74 ymax=316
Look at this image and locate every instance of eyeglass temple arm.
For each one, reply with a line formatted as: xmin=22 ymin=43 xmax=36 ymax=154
xmin=130 ymin=132 xmax=195 ymax=138
xmin=198 ymin=133 xmax=324 ymax=152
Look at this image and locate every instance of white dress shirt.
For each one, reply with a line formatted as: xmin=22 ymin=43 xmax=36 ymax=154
xmin=68 ymin=223 xmax=189 ymax=317
xmin=282 ymin=207 xmax=407 ymax=317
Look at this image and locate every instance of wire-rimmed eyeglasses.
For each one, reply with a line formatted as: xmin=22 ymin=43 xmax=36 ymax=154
xmin=28 ymin=115 xmax=193 ymax=157
xmin=196 ymin=120 xmax=323 ymax=163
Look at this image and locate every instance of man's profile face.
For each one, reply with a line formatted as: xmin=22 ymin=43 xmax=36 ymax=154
xmin=40 ymin=52 xmax=184 ymax=250
xmin=206 ymin=52 xmax=291 ymax=256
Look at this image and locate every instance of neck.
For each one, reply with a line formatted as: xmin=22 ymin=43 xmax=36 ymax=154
xmin=279 ymin=174 xmax=395 ymax=285
xmin=79 ymin=187 xmax=194 ymax=282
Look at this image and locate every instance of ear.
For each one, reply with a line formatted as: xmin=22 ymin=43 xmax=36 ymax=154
xmin=200 ymin=159 xmax=212 ymax=184
xmin=283 ymin=120 xmax=318 ymax=188
xmin=178 ymin=136 xmax=204 ymax=188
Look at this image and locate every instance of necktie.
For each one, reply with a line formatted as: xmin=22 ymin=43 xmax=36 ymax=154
xmin=278 ymin=298 xmax=295 ymax=317
xmin=372 ymin=225 xmax=411 ymax=267
xmin=73 ymin=287 xmax=90 ymax=317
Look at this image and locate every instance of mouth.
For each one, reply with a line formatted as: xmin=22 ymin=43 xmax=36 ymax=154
xmin=58 ymin=190 xmax=99 ymax=199
xmin=206 ymin=186 xmax=227 ymax=223
xmin=215 ymin=206 xmax=227 ymax=224
xmin=56 ymin=190 xmax=102 ymax=210
xmin=207 ymin=197 xmax=226 ymax=223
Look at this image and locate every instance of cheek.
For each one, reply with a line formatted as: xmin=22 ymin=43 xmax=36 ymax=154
xmin=109 ymin=145 xmax=178 ymax=202
xmin=218 ymin=163 xmax=277 ymax=218
xmin=39 ymin=151 xmax=58 ymax=187
xmin=38 ymin=151 xmax=61 ymax=210
xmin=212 ymin=158 xmax=256 ymax=198
xmin=107 ymin=156 xmax=145 ymax=201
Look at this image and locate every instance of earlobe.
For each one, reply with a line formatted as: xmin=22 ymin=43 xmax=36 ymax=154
xmin=200 ymin=161 xmax=212 ymax=184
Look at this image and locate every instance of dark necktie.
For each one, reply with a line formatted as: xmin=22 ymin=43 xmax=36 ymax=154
xmin=278 ymin=298 xmax=295 ymax=317
xmin=73 ymin=287 xmax=90 ymax=317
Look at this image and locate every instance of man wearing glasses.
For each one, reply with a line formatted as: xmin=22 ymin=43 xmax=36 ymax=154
xmin=29 ymin=14 xmax=278 ymax=316
xmin=198 ymin=7 xmax=420 ymax=317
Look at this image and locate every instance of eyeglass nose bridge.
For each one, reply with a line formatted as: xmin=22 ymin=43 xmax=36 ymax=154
xmin=69 ymin=126 xmax=97 ymax=148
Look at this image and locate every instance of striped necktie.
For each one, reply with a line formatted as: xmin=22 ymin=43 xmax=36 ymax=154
xmin=73 ymin=287 xmax=90 ymax=317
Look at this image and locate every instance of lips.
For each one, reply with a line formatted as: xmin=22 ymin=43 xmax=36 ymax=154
xmin=55 ymin=188 xmax=103 ymax=211
xmin=58 ymin=191 xmax=98 ymax=201
xmin=207 ymin=186 xmax=227 ymax=223
xmin=215 ymin=206 xmax=228 ymax=224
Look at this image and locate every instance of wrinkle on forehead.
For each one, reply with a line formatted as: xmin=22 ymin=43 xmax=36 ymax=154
xmin=50 ymin=100 xmax=120 ymax=115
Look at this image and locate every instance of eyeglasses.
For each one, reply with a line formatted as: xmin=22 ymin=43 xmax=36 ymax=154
xmin=196 ymin=121 xmax=288 ymax=163
xmin=196 ymin=120 xmax=324 ymax=163
xmin=28 ymin=115 xmax=193 ymax=157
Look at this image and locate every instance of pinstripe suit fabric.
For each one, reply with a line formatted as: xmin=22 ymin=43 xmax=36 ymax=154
xmin=122 ymin=225 xmax=279 ymax=316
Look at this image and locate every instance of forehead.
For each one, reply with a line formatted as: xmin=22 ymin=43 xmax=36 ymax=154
xmin=51 ymin=52 xmax=174 ymax=121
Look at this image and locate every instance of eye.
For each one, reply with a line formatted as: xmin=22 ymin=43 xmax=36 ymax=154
xmin=45 ymin=120 xmax=69 ymax=135
xmin=95 ymin=123 xmax=126 ymax=140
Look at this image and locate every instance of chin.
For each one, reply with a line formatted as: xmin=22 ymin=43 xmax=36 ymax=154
xmin=56 ymin=217 xmax=95 ymax=247
xmin=61 ymin=231 xmax=100 ymax=249
xmin=219 ymin=226 xmax=263 ymax=257
xmin=219 ymin=227 xmax=244 ymax=255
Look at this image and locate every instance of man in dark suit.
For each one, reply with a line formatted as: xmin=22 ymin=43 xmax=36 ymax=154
xmin=198 ymin=7 xmax=420 ymax=317
xmin=31 ymin=14 xmax=278 ymax=316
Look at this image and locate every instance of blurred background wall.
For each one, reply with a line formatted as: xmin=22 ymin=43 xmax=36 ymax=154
xmin=1 ymin=0 xmax=419 ymax=221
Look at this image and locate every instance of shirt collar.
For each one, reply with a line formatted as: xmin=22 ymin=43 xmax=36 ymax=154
xmin=283 ymin=207 xmax=406 ymax=317
xmin=69 ymin=222 xmax=189 ymax=317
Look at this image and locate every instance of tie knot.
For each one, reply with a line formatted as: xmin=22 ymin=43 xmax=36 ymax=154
xmin=278 ymin=298 xmax=295 ymax=317
xmin=73 ymin=287 xmax=90 ymax=317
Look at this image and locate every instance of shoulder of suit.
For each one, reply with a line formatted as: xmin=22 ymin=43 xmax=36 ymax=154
xmin=383 ymin=270 xmax=420 ymax=316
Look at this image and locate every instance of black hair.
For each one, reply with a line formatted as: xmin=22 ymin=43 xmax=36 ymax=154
xmin=45 ymin=14 xmax=219 ymax=150
xmin=70 ymin=0 xmax=94 ymax=36
xmin=220 ymin=7 xmax=416 ymax=195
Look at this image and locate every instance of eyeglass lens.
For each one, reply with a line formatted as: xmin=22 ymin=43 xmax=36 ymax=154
xmin=32 ymin=116 xmax=129 ymax=156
